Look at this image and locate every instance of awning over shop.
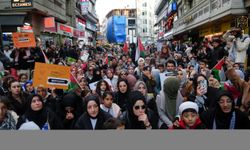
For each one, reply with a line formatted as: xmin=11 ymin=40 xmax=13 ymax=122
xmin=0 ymin=15 xmax=25 ymax=26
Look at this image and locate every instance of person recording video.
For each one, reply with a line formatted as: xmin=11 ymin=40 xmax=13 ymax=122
xmin=222 ymin=27 xmax=250 ymax=67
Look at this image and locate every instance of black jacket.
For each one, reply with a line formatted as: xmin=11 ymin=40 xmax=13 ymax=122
xmin=74 ymin=110 xmax=112 ymax=130
xmin=120 ymin=109 xmax=158 ymax=129
xmin=16 ymin=108 xmax=63 ymax=130
xmin=200 ymin=108 xmax=250 ymax=129
xmin=188 ymin=87 xmax=220 ymax=114
xmin=7 ymin=92 xmax=30 ymax=116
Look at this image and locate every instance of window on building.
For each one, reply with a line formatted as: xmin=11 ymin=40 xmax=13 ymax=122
xmin=142 ymin=2 xmax=147 ymax=7
xmin=66 ymin=0 xmax=71 ymax=15
xmin=143 ymin=28 xmax=147 ymax=33
xmin=128 ymin=19 xmax=136 ymax=26
xmin=143 ymin=19 xmax=147 ymax=24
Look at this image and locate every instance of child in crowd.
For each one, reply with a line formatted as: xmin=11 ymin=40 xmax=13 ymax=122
xmin=100 ymin=92 xmax=121 ymax=118
xmin=103 ymin=118 xmax=125 ymax=130
xmin=170 ymin=101 xmax=206 ymax=129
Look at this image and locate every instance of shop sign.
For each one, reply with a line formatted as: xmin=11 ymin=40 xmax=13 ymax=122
xmin=80 ymin=0 xmax=89 ymax=15
xmin=76 ymin=18 xmax=86 ymax=31
xmin=11 ymin=0 xmax=33 ymax=8
xmin=86 ymin=21 xmax=96 ymax=31
xmin=73 ymin=28 xmax=85 ymax=38
xmin=57 ymin=23 xmax=73 ymax=37
xmin=44 ymin=17 xmax=55 ymax=28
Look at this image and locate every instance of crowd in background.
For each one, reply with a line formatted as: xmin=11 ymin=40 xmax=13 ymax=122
xmin=0 ymin=27 xmax=250 ymax=130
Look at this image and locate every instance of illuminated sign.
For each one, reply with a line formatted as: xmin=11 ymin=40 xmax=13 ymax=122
xmin=11 ymin=0 xmax=33 ymax=8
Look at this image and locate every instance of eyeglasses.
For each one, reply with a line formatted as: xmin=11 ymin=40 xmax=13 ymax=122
xmin=134 ymin=105 xmax=146 ymax=110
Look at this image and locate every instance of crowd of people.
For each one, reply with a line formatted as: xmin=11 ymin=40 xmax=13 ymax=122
xmin=0 ymin=27 xmax=250 ymax=130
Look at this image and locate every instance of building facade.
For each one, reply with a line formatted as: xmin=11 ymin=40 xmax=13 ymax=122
xmin=137 ymin=0 xmax=156 ymax=45
xmin=102 ymin=9 xmax=137 ymax=44
xmin=0 ymin=0 xmax=98 ymax=48
xmin=155 ymin=0 xmax=248 ymax=43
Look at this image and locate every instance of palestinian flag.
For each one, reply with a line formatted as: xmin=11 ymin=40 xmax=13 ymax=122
xmin=135 ymin=37 xmax=145 ymax=61
xmin=67 ymin=73 xmax=79 ymax=92
xmin=211 ymin=59 xmax=225 ymax=82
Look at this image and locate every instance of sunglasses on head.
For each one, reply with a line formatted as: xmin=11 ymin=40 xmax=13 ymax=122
xmin=134 ymin=105 xmax=146 ymax=110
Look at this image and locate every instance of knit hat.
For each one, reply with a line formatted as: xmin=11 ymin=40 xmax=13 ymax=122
xmin=19 ymin=121 xmax=40 ymax=130
xmin=138 ymin=58 xmax=145 ymax=64
xmin=178 ymin=101 xmax=199 ymax=115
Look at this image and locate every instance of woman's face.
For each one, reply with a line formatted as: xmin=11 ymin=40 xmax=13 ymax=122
xmin=0 ymin=102 xmax=7 ymax=121
xmin=107 ymin=70 xmax=113 ymax=78
xmin=10 ymin=81 xmax=21 ymax=95
xmin=118 ymin=81 xmax=128 ymax=93
xmin=103 ymin=94 xmax=113 ymax=108
xmin=20 ymin=75 xmax=28 ymax=83
xmin=100 ymin=82 xmax=107 ymax=91
xmin=87 ymin=101 xmax=99 ymax=118
xmin=31 ymin=96 xmax=43 ymax=111
xmin=218 ymin=95 xmax=233 ymax=113
xmin=128 ymin=67 xmax=134 ymax=74
xmin=138 ymin=83 xmax=146 ymax=96
xmin=133 ymin=100 xmax=146 ymax=117
xmin=79 ymin=78 xmax=87 ymax=89
xmin=120 ymin=72 xmax=127 ymax=79
xmin=177 ymin=71 xmax=184 ymax=80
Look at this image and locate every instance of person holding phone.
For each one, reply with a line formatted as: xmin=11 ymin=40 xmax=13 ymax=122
xmin=188 ymin=74 xmax=220 ymax=114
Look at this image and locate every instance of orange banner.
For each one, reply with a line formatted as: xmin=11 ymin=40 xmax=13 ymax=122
xmin=12 ymin=32 xmax=36 ymax=48
xmin=33 ymin=62 xmax=71 ymax=90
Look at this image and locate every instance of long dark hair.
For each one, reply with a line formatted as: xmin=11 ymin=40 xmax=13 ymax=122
xmin=96 ymin=80 xmax=111 ymax=97
xmin=117 ymin=78 xmax=130 ymax=94
xmin=193 ymin=74 xmax=208 ymax=95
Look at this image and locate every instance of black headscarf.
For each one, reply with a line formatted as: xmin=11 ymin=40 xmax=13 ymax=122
xmin=127 ymin=91 xmax=148 ymax=129
xmin=85 ymin=95 xmax=101 ymax=119
xmin=214 ymin=90 xmax=235 ymax=129
xmin=25 ymin=94 xmax=47 ymax=129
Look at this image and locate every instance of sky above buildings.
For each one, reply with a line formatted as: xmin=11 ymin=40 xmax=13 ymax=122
xmin=96 ymin=0 xmax=136 ymax=24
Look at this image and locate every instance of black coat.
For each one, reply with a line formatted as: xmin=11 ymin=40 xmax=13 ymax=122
xmin=16 ymin=108 xmax=63 ymax=130
xmin=74 ymin=110 xmax=112 ymax=130
xmin=188 ymin=87 xmax=220 ymax=114
xmin=57 ymin=92 xmax=85 ymax=129
xmin=120 ymin=109 xmax=158 ymax=129
xmin=200 ymin=108 xmax=250 ymax=129
xmin=7 ymin=92 xmax=30 ymax=116
xmin=114 ymin=92 xmax=130 ymax=112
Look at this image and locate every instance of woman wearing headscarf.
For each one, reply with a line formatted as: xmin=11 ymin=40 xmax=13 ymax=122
xmin=75 ymin=95 xmax=112 ymax=130
xmin=156 ymin=77 xmax=182 ymax=129
xmin=200 ymin=90 xmax=250 ymax=129
xmin=133 ymin=81 xmax=158 ymax=116
xmin=120 ymin=91 xmax=158 ymax=129
xmin=114 ymin=79 xmax=131 ymax=112
xmin=188 ymin=74 xmax=220 ymax=114
xmin=58 ymin=93 xmax=84 ymax=129
xmin=16 ymin=94 xmax=63 ymax=130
